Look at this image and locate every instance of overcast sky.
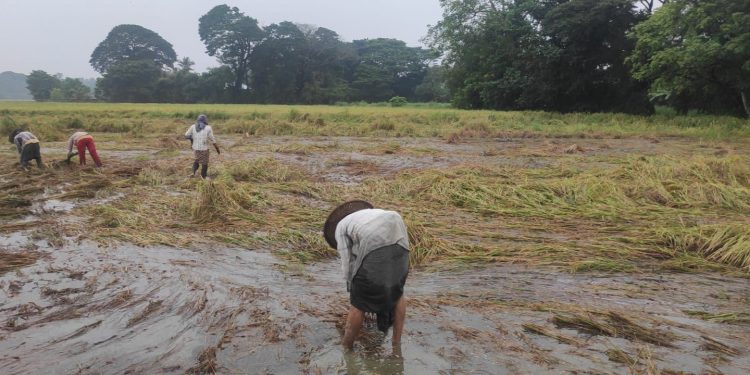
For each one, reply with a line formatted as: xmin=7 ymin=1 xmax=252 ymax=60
xmin=0 ymin=0 xmax=443 ymax=78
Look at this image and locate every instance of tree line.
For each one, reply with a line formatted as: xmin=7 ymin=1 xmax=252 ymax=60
xmin=27 ymin=5 xmax=446 ymax=105
xmin=26 ymin=1 xmax=749 ymax=117
xmin=429 ymin=0 xmax=750 ymax=116
xmin=26 ymin=71 xmax=91 ymax=101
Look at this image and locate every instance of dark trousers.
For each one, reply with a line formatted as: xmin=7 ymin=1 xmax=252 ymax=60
xmin=20 ymin=143 xmax=43 ymax=168
xmin=350 ymin=244 xmax=410 ymax=332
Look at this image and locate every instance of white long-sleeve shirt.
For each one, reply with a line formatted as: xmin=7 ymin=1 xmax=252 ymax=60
xmin=335 ymin=209 xmax=410 ymax=283
xmin=184 ymin=124 xmax=216 ymax=151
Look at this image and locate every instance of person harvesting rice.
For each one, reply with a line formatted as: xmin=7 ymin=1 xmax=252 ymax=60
xmin=185 ymin=114 xmax=220 ymax=179
xmin=323 ymin=200 xmax=410 ymax=349
xmin=67 ymin=131 xmax=103 ymax=167
xmin=9 ymin=129 xmax=44 ymax=169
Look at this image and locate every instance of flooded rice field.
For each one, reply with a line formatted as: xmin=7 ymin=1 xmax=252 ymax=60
xmin=1 ymin=135 xmax=749 ymax=374
xmin=1 ymin=238 xmax=749 ymax=374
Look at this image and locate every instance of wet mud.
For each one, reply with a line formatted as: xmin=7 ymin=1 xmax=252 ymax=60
xmin=1 ymin=239 xmax=749 ymax=374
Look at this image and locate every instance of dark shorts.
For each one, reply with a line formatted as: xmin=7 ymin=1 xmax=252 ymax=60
xmin=21 ymin=143 xmax=42 ymax=166
xmin=194 ymin=150 xmax=209 ymax=165
xmin=350 ymin=244 xmax=409 ymax=332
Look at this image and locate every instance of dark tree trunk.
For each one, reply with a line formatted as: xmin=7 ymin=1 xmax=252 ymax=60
xmin=742 ymin=91 xmax=750 ymax=118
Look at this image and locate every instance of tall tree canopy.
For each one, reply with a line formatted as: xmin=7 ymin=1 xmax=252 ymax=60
xmin=51 ymin=78 xmax=91 ymax=101
xmin=96 ymin=60 xmax=162 ymax=102
xmin=298 ymin=27 xmax=358 ymax=104
xmin=250 ymin=23 xmax=356 ymax=104
xmin=628 ymin=0 xmax=750 ymax=116
xmin=26 ymin=70 xmax=61 ymax=101
xmin=429 ymin=0 xmax=652 ymax=114
xmin=544 ymin=0 xmax=651 ymax=114
xmin=351 ymin=38 xmax=433 ymax=102
xmin=90 ymin=24 xmax=177 ymax=74
xmin=199 ymin=4 xmax=264 ymax=102
xmin=249 ymin=22 xmax=308 ymax=103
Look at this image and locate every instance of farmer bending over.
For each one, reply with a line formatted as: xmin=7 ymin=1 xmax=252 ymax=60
xmin=67 ymin=131 xmax=102 ymax=167
xmin=9 ymin=129 xmax=44 ymax=169
xmin=185 ymin=114 xmax=220 ymax=179
xmin=323 ymin=200 xmax=410 ymax=349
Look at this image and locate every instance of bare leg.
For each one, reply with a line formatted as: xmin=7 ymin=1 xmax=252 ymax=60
xmin=343 ymin=306 xmax=365 ymax=349
xmin=191 ymin=160 xmax=199 ymax=176
xmin=392 ymin=296 xmax=406 ymax=346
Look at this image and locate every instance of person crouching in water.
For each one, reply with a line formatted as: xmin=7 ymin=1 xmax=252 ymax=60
xmin=9 ymin=129 xmax=44 ymax=169
xmin=323 ymin=200 xmax=410 ymax=349
xmin=185 ymin=114 xmax=220 ymax=179
xmin=67 ymin=131 xmax=102 ymax=167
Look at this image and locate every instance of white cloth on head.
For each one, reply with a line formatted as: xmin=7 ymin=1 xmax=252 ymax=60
xmin=335 ymin=209 xmax=410 ymax=283
xmin=185 ymin=124 xmax=216 ymax=151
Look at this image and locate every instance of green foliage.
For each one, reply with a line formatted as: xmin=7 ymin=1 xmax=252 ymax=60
xmin=96 ymin=60 xmax=162 ymax=102
xmin=199 ymin=5 xmax=264 ymax=102
xmin=543 ymin=0 xmax=652 ymax=114
xmin=250 ymin=23 xmax=356 ymax=104
xmin=388 ymin=96 xmax=408 ymax=107
xmin=26 ymin=70 xmax=60 ymax=101
xmin=89 ymin=24 xmax=177 ymax=74
xmin=429 ymin=0 xmax=652 ymax=114
xmin=414 ymin=66 xmax=450 ymax=102
xmin=351 ymin=38 xmax=434 ymax=102
xmin=628 ymin=0 xmax=750 ymax=117
xmin=57 ymin=78 xmax=91 ymax=101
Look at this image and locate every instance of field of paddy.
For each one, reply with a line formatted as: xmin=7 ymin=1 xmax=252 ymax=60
xmin=1 ymin=103 xmax=749 ymax=374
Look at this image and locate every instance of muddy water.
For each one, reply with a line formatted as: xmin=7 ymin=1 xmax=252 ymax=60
xmin=1 ymin=239 xmax=749 ymax=374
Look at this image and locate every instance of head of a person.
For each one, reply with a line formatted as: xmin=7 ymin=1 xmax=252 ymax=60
xmin=323 ymin=200 xmax=374 ymax=249
xmin=197 ymin=114 xmax=208 ymax=125
xmin=8 ymin=129 xmax=21 ymax=144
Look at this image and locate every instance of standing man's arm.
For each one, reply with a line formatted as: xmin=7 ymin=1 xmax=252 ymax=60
xmin=184 ymin=125 xmax=193 ymax=139
xmin=208 ymin=127 xmax=220 ymax=154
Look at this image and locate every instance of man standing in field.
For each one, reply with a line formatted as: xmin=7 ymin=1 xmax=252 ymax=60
xmin=323 ymin=200 xmax=410 ymax=349
xmin=9 ymin=129 xmax=44 ymax=169
xmin=185 ymin=114 xmax=220 ymax=179
xmin=67 ymin=131 xmax=103 ymax=167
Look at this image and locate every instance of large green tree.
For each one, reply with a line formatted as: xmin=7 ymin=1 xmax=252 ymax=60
xmin=298 ymin=27 xmax=357 ymax=104
xmin=414 ymin=65 xmax=450 ymax=102
xmin=199 ymin=4 xmax=264 ymax=102
xmin=249 ymin=23 xmax=355 ymax=104
xmin=26 ymin=70 xmax=61 ymax=101
xmin=96 ymin=60 xmax=162 ymax=102
xmin=429 ymin=0 xmax=652 ymax=114
xmin=628 ymin=0 xmax=750 ymax=116
xmin=50 ymin=78 xmax=91 ymax=101
xmin=544 ymin=0 xmax=652 ymax=114
xmin=90 ymin=24 xmax=177 ymax=74
xmin=351 ymin=38 xmax=433 ymax=102
xmin=249 ymin=22 xmax=307 ymax=103
xmin=429 ymin=0 xmax=560 ymax=109
xmin=196 ymin=66 xmax=235 ymax=103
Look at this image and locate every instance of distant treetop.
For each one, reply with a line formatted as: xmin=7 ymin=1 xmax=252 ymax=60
xmin=90 ymin=24 xmax=177 ymax=74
